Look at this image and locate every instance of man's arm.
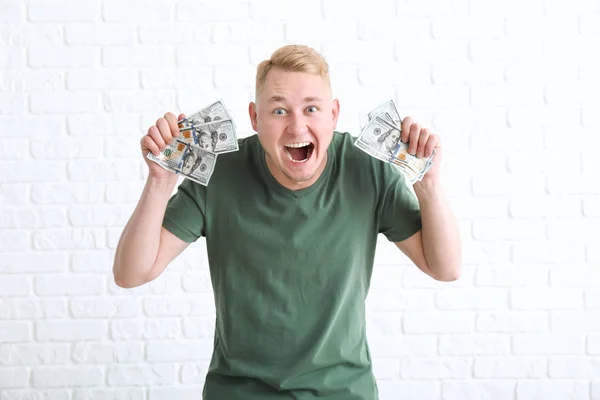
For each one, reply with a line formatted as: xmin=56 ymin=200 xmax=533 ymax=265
xmin=393 ymin=116 xmax=461 ymax=281
xmin=395 ymin=179 xmax=461 ymax=281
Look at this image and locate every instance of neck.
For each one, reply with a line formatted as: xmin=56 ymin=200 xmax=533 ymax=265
xmin=265 ymin=152 xmax=328 ymax=191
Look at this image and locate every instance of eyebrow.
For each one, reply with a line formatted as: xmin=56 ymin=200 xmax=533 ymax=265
xmin=267 ymin=96 xmax=323 ymax=103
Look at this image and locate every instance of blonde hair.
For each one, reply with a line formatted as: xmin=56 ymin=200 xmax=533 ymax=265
xmin=255 ymin=45 xmax=331 ymax=95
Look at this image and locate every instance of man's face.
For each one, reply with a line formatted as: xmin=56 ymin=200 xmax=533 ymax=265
xmin=249 ymin=68 xmax=340 ymax=190
xmin=385 ymin=129 xmax=400 ymax=150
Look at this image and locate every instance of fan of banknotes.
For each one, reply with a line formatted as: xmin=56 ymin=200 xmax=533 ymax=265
xmin=354 ymin=100 xmax=435 ymax=184
xmin=147 ymin=100 xmax=238 ymax=186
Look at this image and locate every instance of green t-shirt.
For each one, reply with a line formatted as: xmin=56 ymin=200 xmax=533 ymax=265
xmin=163 ymin=131 xmax=422 ymax=399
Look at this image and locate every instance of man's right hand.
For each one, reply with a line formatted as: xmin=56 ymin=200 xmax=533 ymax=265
xmin=141 ymin=112 xmax=186 ymax=179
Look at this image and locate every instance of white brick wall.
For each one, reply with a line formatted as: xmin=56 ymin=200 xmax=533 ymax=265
xmin=1 ymin=0 xmax=599 ymax=398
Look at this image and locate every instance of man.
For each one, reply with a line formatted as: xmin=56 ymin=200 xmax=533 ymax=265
xmin=113 ymin=45 xmax=461 ymax=399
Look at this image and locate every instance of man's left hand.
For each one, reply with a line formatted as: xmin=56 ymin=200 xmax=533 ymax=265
xmin=401 ymin=116 xmax=442 ymax=183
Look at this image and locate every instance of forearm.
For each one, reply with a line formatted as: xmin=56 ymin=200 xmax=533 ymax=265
xmin=413 ymin=178 xmax=462 ymax=281
xmin=113 ymin=174 xmax=178 ymax=286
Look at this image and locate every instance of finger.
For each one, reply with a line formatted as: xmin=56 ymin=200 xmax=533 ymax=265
xmin=416 ymin=128 xmax=431 ymax=158
xmin=425 ymin=135 xmax=439 ymax=158
xmin=178 ymin=113 xmax=186 ymax=121
xmin=156 ymin=118 xmax=173 ymax=147
xmin=148 ymin=125 xmax=166 ymax=151
xmin=141 ymin=134 xmax=160 ymax=157
xmin=164 ymin=112 xmax=180 ymax=138
xmin=408 ymin=123 xmax=420 ymax=155
xmin=400 ymin=116 xmax=413 ymax=143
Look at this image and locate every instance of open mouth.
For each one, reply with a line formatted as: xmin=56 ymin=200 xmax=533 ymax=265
xmin=284 ymin=142 xmax=314 ymax=163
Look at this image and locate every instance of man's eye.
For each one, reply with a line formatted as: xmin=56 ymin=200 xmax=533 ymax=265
xmin=307 ymin=106 xmax=318 ymax=113
xmin=274 ymin=108 xmax=287 ymax=115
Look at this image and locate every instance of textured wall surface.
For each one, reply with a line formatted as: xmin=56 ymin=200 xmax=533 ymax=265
xmin=1 ymin=0 xmax=600 ymax=399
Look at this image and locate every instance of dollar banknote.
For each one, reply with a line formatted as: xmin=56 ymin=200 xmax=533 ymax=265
xmin=356 ymin=100 xmax=435 ymax=184
xmin=179 ymin=99 xmax=233 ymax=127
xmin=147 ymin=138 xmax=217 ymax=186
xmin=177 ymin=119 xmax=238 ymax=154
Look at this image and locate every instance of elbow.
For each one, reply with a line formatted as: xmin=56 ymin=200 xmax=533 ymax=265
xmin=434 ymin=262 xmax=462 ymax=282
xmin=112 ymin=264 xmax=148 ymax=289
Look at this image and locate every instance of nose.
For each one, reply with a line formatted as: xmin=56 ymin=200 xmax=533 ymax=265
xmin=286 ymin=112 xmax=308 ymax=136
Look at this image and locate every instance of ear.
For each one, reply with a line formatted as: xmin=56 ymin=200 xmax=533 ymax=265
xmin=249 ymin=102 xmax=258 ymax=132
xmin=331 ymin=98 xmax=340 ymax=129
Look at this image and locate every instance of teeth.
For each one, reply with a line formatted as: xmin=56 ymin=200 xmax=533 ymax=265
xmin=285 ymin=142 xmax=311 ymax=148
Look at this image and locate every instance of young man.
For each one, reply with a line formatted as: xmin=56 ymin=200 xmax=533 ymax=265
xmin=113 ymin=45 xmax=461 ymax=399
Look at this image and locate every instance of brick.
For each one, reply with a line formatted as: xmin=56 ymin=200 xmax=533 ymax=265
xmin=462 ymin=241 xmax=511 ymax=265
xmin=0 ymin=208 xmax=66 ymax=229
xmin=178 ymin=0 xmax=250 ymax=21
xmin=549 ymin=357 xmax=600 ymax=378
xmin=0 ymin=183 xmax=29 ymax=205
xmin=73 ymin=388 xmax=145 ymax=400
xmin=506 ymin=61 xmax=578 ymax=84
xmin=34 ymin=275 xmax=104 ymax=297
xmin=358 ymin=63 xmax=430 ymax=86
xmin=398 ymin=0 xmax=468 ymax=16
xmin=476 ymin=311 xmax=549 ymax=333
xmin=0 ymin=47 xmax=25 ymax=69
xmin=371 ymin=357 xmax=401 ymax=380
xmin=28 ymin=2 xmax=99 ymax=22
xmin=30 ymin=92 xmax=101 ymax=114
xmin=151 ymin=385 xmax=204 ymax=399
xmin=517 ymin=380 xmax=589 ymax=400
xmin=400 ymin=357 xmax=470 ymax=379
xmin=107 ymin=364 xmax=176 ymax=386
xmin=104 ymin=136 xmax=139 ymax=159
xmin=469 ymin=0 xmax=542 ymax=14
xmin=0 ymin=253 xmax=66 ymax=274
xmin=110 ymin=318 xmax=181 ymax=341
xmin=140 ymin=67 xmax=213 ymax=90
xmin=0 ymin=230 xmax=29 ymax=251
xmin=588 ymin=335 xmax=600 ymax=354
xmin=0 ymin=343 xmax=69 ymax=365
xmin=395 ymin=86 xmax=470 ymax=108
xmin=0 ymin=92 xmax=25 ymax=114
xmin=511 ymin=288 xmax=582 ymax=310
xmin=139 ymin=23 xmax=210 ymax=45
xmin=67 ymin=69 xmax=138 ymax=90
xmin=32 ymin=183 xmax=103 ymax=205
xmin=551 ymin=311 xmax=600 ymax=332
xmin=378 ymin=381 xmax=440 ymax=399
xmin=68 ymin=204 xmax=134 ymax=227
xmin=476 ymin=267 xmax=548 ymax=287
xmin=586 ymin=291 xmax=600 ymax=309
xmin=323 ymin=0 xmax=395 ymax=18
xmin=0 ymin=70 xmax=64 ymax=92
xmin=105 ymin=181 xmax=145 ymax=204
xmin=147 ymin=339 xmax=212 ymax=362
xmin=471 ymin=84 xmax=543 ymax=107
xmin=583 ymin=197 xmax=600 ymax=217
xmin=433 ymin=61 xmax=503 ymax=85
xmin=104 ymin=91 xmax=176 ymax=113
xmin=514 ymin=333 xmax=585 ymax=355
xmin=547 ymin=173 xmax=600 ymax=195
xmin=32 ymin=366 xmax=104 ymax=387
xmin=31 ymin=137 xmax=103 ymax=160
xmin=0 ymin=367 xmax=29 ymax=388
xmin=432 ymin=16 xmax=504 ymax=38
xmin=213 ymin=66 xmax=255 ymax=89
xmin=472 ymin=219 xmax=545 ymax=241
xmin=103 ymin=46 xmax=174 ymax=67
xmin=36 ymin=320 xmax=105 ymax=341
xmin=250 ymin=0 xmax=321 ymax=20
xmin=546 ymin=84 xmax=600 ymax=105
xmin=358 ymin=18 xmax=430 ymax=40
xmin=580 ymin=13 xmax=600 ymax=34
xmin=548 ymin=220 xmax=600 ymax=242
xmin=72 ymin=340 xmax=143 ymax=365
xmin=0 ymin=138 xmax=29 ymax=160
xmin=102 ymin=2 xmax=173 ymax=22
xmin=396 ymin=39 xmax=469 ymax=62
xmin=67 ymin=160 xmax=140 ymax=181
xmin=439 ymin=334 xmax=510 ymax=356
xmin=589 ymin=246 xmax=600 ymax=263
xmin=68 ymin=114 xmax=141 ymax=137
xmin=436 ymin=289 xmax=508 ymax=310
xmin=470 ymin=127 xmax=544 ymax=151
xmin=509 ymin=196 xmax=582 ymax=218
xmin=545 ymin=37 xmax=599 ymax=62
xmin=472 ymin=174 xmax=545 ymax=196
xmin=182 ymin=316 xmax=215 ymax=338
xmin=0 ymin=299 xmax=66 ymax=320
xmin=65 ymin=23 xmax=137 ymax=45
xmin=143 ymin=294 xmax=215 ymax=317
xmin=474 ymin=357 xmax=546 ymax=378
xmin=0 ymin=23 xmax=63 ymax=46
xmin=0 ymin=2 xmax=24 ymax=22
xmin=403 ymin=312 xmax=473 ymax=334
xmin=506 ymin=15 xmax=579 ymax=38
xmin=471 ymin=39 xmax=543 ymax=62
xmin=28 ymin=46 xmax=98 ymax=68
xmin=508 ymin=150 xmax=580 ymax=174
xmin=70 ymin=297 xmax=139 ymax=319
xmin=580 ymin=63 xmax=600 ymax=83
xmin=509 ymin=105 xmax=580 ymax=128
xmin=545 ymin=0 xmax=600 ymax=13
xmin=442 ymin=381 xmax=516 ymax=400
xmin=512 ymin=242 xmax=586 ymax=264
xmin=0 ymin=276 xmax=30 ymax=296
xmin=213 ymin=21 xmax=283 ymax=43
xmin=33 ymin=229 xmax=106 ymax=250
xmin=0 ymin=321 xmax=31 ymax=342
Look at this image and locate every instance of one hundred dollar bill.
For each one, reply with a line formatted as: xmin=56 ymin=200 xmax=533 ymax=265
xmin=367 ymin=99 xmax=402 ymax=126
xmin=179 ymin=100 xmax=233 ymax=127
xmin=147 ymin=138 xmax=217 ymax=186
xmin=177 ymin=119 xmax=239 ymax=154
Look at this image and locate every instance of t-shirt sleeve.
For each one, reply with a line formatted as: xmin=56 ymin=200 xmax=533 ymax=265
xmin=377 ymin=163 xmax=422 ymax=242
xmin=162 ymin=178 xmax=206 ymax=243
